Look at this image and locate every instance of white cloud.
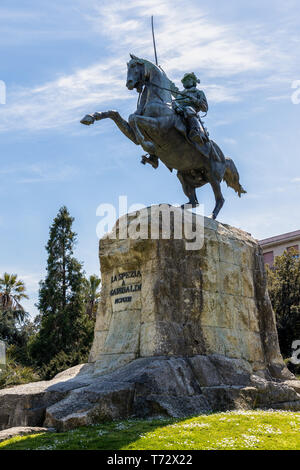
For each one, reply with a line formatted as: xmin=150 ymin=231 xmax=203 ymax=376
xmin=266 ymin=94 xmax=291 ymax=102
xmin=0 ymin=58 xmax=129 ymax=132
xmin=0 ymin=0 xmax=299 ymax=133
xmin=0 ymin=162 xmax=78 ymax=184
xmin=223 ymin=137 xmax=237 ymax=145
xmin=83 ymin=0 xmax=265 ymax=76
xmin=0 ymin=8 xmax=40 ymax=21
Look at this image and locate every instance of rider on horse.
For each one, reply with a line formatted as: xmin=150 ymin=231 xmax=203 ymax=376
xmin=80 ymin=53 xmax=246 ymax=219
xmin=141 ymin=72 xmax=211 ymax=169
xmin=171 ymin=72 xmax=208 ymax=146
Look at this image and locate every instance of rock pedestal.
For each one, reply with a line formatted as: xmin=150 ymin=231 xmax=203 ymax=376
xmin=0 ymin=206 xmax=300 ymax=431
xmin=90 ymin=206 xmax=286 ymax=379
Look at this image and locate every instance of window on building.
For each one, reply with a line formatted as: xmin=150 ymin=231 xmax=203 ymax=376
xmin=263 ymin=251 xmax=274 ymax=266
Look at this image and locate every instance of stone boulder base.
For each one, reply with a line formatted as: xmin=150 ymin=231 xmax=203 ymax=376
xmin=0 ymin=208 xmax=300 ymax=432
xmin=0 ymin=355 xmax=300 ymax=432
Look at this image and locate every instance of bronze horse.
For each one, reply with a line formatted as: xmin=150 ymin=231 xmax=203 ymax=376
xmin=81 ymin=54 xmax=246 ymax=219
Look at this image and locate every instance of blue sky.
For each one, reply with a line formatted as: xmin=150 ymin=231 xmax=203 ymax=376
xmin=0 ymin=0 xmax=300 ymax=316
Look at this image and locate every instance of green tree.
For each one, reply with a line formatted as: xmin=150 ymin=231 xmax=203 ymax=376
xmin=83 ymin=275 xmax=101 ymax=319
xmin=8 ymin=319 xmax=38 ymax=366
xmin=0 ymin=273 xmax=29 ymax=324
xmin=0 ymin=273 xmax=29 ymax=345
xmin=29 ymin=207 xmax=94 ymax=374
xmin=0 ymin=312 xmax=21 ymax=345
xmin=0 ymin=349 xmax=40 ymax=390
xmin=267 ymin=249 xmax=300 ymax=358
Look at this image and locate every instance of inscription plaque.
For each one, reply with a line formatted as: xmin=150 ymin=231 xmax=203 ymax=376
xmin=110 ymin=270 xmax=142 ymax=306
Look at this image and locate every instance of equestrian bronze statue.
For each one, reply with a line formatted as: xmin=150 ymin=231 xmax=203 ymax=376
xmin=81 ymin=54 xmax=246 ymax=219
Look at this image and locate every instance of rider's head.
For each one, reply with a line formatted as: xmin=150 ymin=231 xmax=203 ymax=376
xmin=181 ymin=73 xmax=200 ymax=89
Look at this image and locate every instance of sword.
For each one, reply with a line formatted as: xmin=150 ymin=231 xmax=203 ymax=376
xmin=151 ymin=16 xmax=158 ymax=66
xmin=149 ymin=24 xmax=210 ymax=143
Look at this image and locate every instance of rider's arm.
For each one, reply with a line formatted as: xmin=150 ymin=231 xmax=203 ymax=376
xmin=184 ymin=90 xmax=208 ymax=112
xmin=198 ymin=91 xmax=208 ymax=113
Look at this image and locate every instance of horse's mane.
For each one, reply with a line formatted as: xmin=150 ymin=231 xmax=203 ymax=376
xmin=129 ymin=53 xmax=164 ymax=78
xmin=128 ymin=54 xmax=172 ymax=103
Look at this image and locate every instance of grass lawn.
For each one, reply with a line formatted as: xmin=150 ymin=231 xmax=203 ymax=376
xmin=1 ymin=410 xmax=300 ymax=450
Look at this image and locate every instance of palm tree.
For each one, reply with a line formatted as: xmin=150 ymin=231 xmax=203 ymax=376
xmin=0 ymin=273 xmax=29 ymax=323
xmin=84 ymin=275 xmax=101 ymax=319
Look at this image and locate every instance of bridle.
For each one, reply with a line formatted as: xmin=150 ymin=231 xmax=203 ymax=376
xmin=130 ymin=61 xmax=169 ymax=110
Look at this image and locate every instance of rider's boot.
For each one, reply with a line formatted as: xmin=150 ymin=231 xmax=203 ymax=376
xmin=189 ymin=128 xmax=205 ymax=145
xmin=187 ymin=116 xmax=207 ymax=145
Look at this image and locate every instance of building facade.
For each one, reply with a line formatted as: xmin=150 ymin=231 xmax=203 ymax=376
xmin=259 ymin=230 xmax=300 ymax=267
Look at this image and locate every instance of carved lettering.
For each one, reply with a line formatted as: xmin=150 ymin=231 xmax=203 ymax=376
xmin=110 ymin=270 xmax=142 ymax=306
xmin=111 ymin=270 xmax=141 ymax=283
xmin=110 ymin=284 xmax=142 ymax=296
xmin=115 ymin=296 xmax=132 ymax=304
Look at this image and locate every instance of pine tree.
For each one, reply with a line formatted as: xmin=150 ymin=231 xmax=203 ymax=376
xmin=267 ymin=249 xmax=300 ymax=358
xmin=29 ymin=207 xmax=94 ymax=372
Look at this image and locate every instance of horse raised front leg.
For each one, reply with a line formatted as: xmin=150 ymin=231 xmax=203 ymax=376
xmin=128 ymin=114 xmax=156 ymax=154
xmin=81 ymin=110 xmax=138 ymax=145
xmin=81 ymin=110 xmax=119 ymax=125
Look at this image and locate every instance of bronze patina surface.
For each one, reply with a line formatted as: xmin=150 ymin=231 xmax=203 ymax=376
xmin=81 ymin=55 xmax=246 ymax=219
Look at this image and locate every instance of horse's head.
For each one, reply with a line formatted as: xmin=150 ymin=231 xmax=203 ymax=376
xmin=126 ymin=54 xmax=151 ymax=93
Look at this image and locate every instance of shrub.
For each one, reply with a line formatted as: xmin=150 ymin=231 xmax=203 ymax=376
xmin=0 ymin=357 xmax=40 ymax=389
xmin=38 ymin=349 xmax=90 ymax=380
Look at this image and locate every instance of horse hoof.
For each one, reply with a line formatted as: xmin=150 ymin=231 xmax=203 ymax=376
xmin=80 ymin=115 xmax=94 ymax=125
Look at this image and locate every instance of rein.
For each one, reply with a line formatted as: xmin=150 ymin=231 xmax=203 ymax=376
xmin=132 ymin=62 xmax=171 ymax=109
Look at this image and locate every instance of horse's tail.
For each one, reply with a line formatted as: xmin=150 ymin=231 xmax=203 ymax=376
xmin=223 ymin=157 xmax=247 ymax=197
